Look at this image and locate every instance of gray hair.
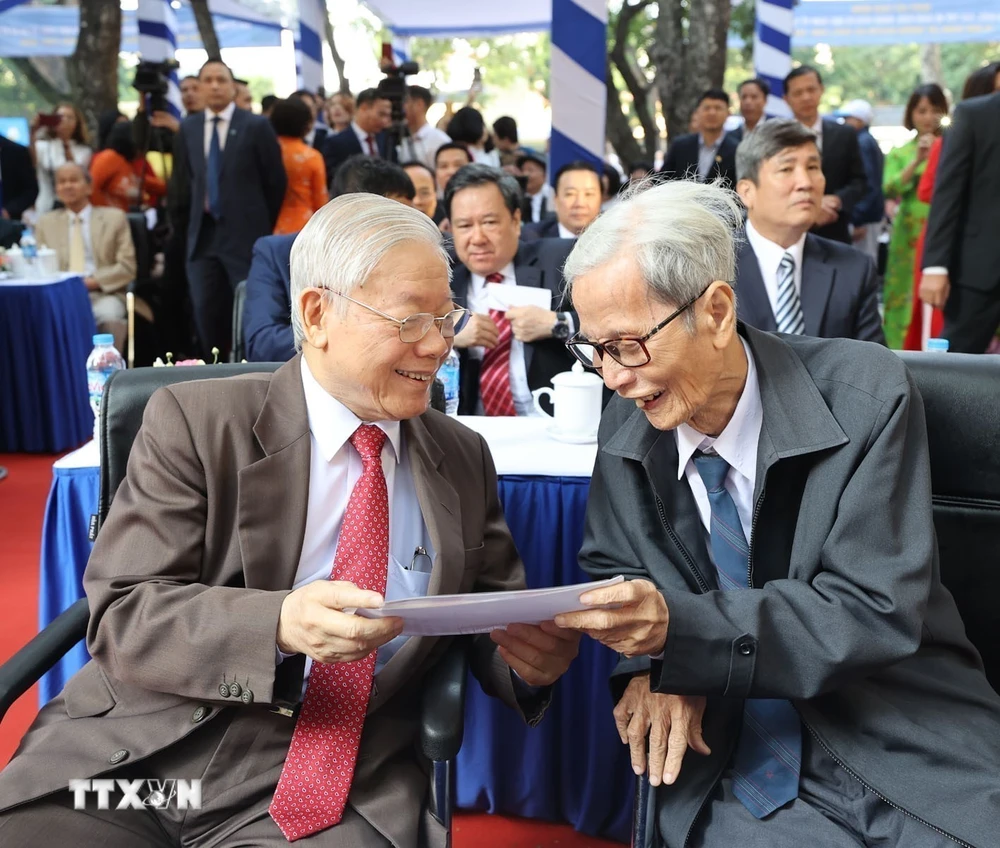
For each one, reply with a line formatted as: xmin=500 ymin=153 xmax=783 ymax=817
xmin=735 ymin=118 xmax=819 ymax=183
xmin=54 ymin=161 xmax=91 ymax=183
xmin=564 ymin=179 xmax=744 ymax=329
xmin=289 ymin=194 xmax=451 ymax=350
xmin=442 ymin=163 xmax=523 ymax=220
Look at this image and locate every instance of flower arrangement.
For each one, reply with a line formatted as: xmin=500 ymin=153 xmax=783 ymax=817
xmin=153 ymin=348 xmax=221 ymax=367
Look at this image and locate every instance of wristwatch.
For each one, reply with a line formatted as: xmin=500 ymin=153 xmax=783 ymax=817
xmin=551 ymin=312 xmax=571 ymax=341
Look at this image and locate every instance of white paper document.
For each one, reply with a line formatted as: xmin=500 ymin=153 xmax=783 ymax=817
xmin=484 ymin=282 xmax=554 ymax=312
xmin=355 ymin=575 xmax=624 ymax=636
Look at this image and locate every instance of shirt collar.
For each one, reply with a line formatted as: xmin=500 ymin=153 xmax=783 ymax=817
xmin=472 ymin=261 xmax=516 ymax=288
xmin=745 ymin=219 xmax=807 ymax=277
xmin=698 ymin=132 xmax=724 ymax=151
xmin=208 ymin=102 xmax=237 ymax=123
xmin=675 ymin=336 xmax=761 ymax=484
xmin=352 ymin=121 xmax=372 ymax=146
xmin=300 ymin=356 xmax=402 ymax=464
xmin=557 ymin=222 xmax=578 ymax=240
xmin=71 ymin=203 xmax=92 ymax=223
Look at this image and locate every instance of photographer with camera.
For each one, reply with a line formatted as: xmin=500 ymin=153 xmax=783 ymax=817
xmin=29 ymin=103 xmax=92 ymax=215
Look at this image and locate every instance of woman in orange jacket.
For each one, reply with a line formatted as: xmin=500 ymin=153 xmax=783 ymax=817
xmin=270 ymin=98 xmax=328 ymax=235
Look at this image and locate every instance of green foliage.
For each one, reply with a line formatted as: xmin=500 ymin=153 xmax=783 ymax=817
xmin=0 ymin=60 xmax=56 ymax=117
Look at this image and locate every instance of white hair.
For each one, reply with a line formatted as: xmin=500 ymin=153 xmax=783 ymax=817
xmin=288 ymin=194 xmax=451 ymax=349
xmin=564 ymin=179 xmax=745 ymax=328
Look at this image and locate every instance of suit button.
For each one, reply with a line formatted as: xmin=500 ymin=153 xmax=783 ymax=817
xmin=228 ymin=682 xmax=243 ymax=698
xmin=240 ymin=689 xmax=254 ymax=705
xmin=219 ymin=683 xmax=230 ymax=698
xmin=738 ymin=640 xmax=755 ymax=656
xmin=192 ymin=706 xmax=210 ymax=723
xmin=109 ymin=749 xmax=129 ymax=765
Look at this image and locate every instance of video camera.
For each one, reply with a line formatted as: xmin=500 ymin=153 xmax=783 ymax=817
xmin=376 ymin=43 xmax=419 ymax=151
xmin=132 ymin=59 xmax=179 ymax=115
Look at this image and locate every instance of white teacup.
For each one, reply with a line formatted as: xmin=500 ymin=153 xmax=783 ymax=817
xmin=532 ymin=361 xmax=604 ymax=439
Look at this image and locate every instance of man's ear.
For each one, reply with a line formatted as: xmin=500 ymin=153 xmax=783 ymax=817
xmin=735 ymin=178 xmax=755 ymax=210
xmin=299 ymin=288 xmax=329 ymax=350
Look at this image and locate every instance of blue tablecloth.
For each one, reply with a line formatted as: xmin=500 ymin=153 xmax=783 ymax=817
xmin=0 ymin=275 xmax=95 ymax=452
xmin=38 ymin=467 xmax=633 ymax=842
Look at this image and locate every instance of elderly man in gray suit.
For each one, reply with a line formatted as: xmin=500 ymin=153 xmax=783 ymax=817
xmin=555 ymin=180 xmax=1000 ymax=847
xmin=0 ymin=196 xmax=579 ymax=846
xmin=733 ymin=119 xmax=884 ymax=345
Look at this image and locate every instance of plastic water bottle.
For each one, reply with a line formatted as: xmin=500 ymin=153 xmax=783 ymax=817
xmin=926 ymin=338 xmax=949 ymax=352
xmin=86 ymin=334 xmax=126 ymax=446
xmin=439 ymin=348 xmax=461 ymax=416
xmin=19 ymin=227 xmax=37 ymax=277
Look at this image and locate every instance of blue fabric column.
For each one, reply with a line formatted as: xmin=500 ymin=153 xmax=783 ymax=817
xmin=755 ymin=0 xmax=795 ymax=118
xmin=549 ymin=0 xmax=607 ymax=184
xmin=296 ymin=0 xmax=325 ymax=92
xmin=137 ymin=0 xmax=181 ymax=118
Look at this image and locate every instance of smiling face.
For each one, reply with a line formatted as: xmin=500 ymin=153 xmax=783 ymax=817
xmin=737 ymin=142 xmax=825 ymax=244
xmin=299 ymin=240 xmax=454 ymax=422
xmin=572 ymin=253 xmax=744 ymax=434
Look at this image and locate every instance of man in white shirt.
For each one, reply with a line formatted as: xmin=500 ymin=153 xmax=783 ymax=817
xmin=34 ymin=163 xmax=141 ymax=351
xmin=0 ymin=195 xmax=580 ymax=846
xmin=397 ymin=85 xmax=450 ymax=171
xmin=444 ymin=164 xmax=578 ymax=416
xmin=523 ymin=161 xmax=603 ymax=241
xmin=732 ymin=119 xmax=884 ymax=343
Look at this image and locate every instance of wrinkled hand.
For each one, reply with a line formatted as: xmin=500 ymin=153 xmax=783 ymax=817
xmin=276 ymin=580 xmax=403 ymax=665
xmin=150 ymin=111 xmax=181 ymax=134
xmin=453 ymin=312 xmax=499 ymax=349
xmin=555 ymin=578 xmax=669 ymax=657
xmin=491 ymin=621 xmax=580 ymax=686
xmin=507 ymin=306 xmax=557 ymax=343
xmin=614 ymin=674 xmax=711 ymax=786
xmin=919 ymin=272 xmax=951 ymax=310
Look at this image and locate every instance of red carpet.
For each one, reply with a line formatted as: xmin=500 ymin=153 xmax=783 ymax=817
xmin=0 ymin=452 xmax=625 ymax=846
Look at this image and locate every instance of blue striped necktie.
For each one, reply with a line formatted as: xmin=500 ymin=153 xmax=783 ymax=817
xmin=693 ymin=452 xmax=802 ymax=818
xmin=774 ymin=252 xmax=805 ymax=335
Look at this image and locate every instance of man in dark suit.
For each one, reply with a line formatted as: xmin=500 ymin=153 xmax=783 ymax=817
xmin=244 ymin=158 xmax=417 ymax=362
xmin=921 ymin=91 xmax=1000 ymax=353
xmin=726 ymin=78 xmax=769 ymax=144
xmin=783 ymin=66 xmax=868 ymax=245
xmin=169 ymin=59 xmax=286 ymax=358
xmin=556 ymin=179 xmax=1000 ymax=848
xmin=322 ymin=89 xmax=394 ymax=185
xmin=517 ymin=152 xmax=553 ymax=223
xmin=0 ymin=196 xmax=579 ymax=847
xmin=733 ymin=119 xmax=884 ymax=343
xmin=522 ymin=160 xmax=602 ymax=241
xmin=661 ymin=89 xmax=739 ymax=188
xmin=444 ymin=164 xmax=577 ymax=416
xmin=0 ymin=135 xmax=38 ymax=221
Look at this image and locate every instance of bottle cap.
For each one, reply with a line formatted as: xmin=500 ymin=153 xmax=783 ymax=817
xmin=926 ymin=338 xmax=949 ymax=352
xmin=93 ymin=333 xmax=115 ymax=346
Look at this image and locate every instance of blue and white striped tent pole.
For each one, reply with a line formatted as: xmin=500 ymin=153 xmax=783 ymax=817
xmin=295 ymin=0 xmax=325 ymax=93
xmin=136 ymin=0 xmax=181 ymax=118
xmin=754 ymin=0 xmax=795 ymax=117
xmin=549 ymin=0 xmax=607 ymax=185
xmin=391 ymin=35 xmax=411 ymax=69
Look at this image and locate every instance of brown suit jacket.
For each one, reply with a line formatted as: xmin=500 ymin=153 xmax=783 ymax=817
xmin=0 ymin=358 xmax=542 ymax=846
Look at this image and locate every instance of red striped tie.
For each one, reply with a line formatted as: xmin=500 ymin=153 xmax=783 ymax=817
xmin=269 ymin=425 xmax=389 ymax=841
xmin=479 ymin=272 xmax=517 ymax=417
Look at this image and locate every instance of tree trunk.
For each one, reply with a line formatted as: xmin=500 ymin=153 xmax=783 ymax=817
xmin=920 ymin=43 xmax=943 ymax=86
xmin=190 ymin=0 xmax=223 ymax=62
xmin=606 ymin=61 xmax=645 ymax=167
xmin=66 ymin=0 xmax=121 ymax=145
xmin=650 ymin=0 xmax=732 ymax=142
xmin=608 ymin=0 xmax=659 ymax=161
xmin=10 ymin=58 xmax=70 ymax=106
xmin=320 ymin=9 xmax=351 ymax=94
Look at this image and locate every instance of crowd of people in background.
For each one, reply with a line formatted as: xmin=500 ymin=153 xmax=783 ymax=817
xmin=1 ymin=55 xmax=998 ymax=370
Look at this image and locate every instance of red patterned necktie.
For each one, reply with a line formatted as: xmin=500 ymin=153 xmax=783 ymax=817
xmin=479 ymin=272 xmax=517 ymax=417
xmin=269 ymin=425 xmax=389 ymax=841
xmin=366 ymin=133 xmax=378 ymax=157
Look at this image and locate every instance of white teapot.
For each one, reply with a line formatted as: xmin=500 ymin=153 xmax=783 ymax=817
xmin=531 ymin=361 xmax=604 ymax=441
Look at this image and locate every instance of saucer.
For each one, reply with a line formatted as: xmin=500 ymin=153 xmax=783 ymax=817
xmin=547 ymin=423 xmax=597 ymax=444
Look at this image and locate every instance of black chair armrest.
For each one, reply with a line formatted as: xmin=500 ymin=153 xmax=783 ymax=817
xmin=632 ymin=772 xmax=655 ymax=848
xmin=0 ymin=598 xmax=89 ymax=722
xmin=419 ymin=637 xmax=469 ymax=763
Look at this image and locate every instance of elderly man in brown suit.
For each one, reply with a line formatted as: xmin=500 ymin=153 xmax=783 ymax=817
xmin=0 ymin=195 xmax=580 ymax=846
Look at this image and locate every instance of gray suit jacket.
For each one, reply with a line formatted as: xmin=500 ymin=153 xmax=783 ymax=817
xmin=0 ymin=358 xmax=546 ymax=847
xmin=581 ymin=326 xmax=1000 ymax=847
xmin=735 ymin=233 xmax=885 ymax=344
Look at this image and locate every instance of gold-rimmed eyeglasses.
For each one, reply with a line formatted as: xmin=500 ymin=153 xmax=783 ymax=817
xmin=330 ymin=291 xmax=471 ymax=343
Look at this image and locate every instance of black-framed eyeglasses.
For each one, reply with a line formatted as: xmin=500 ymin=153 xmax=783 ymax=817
xmin=565 ymin=284 xmax=712 ymax=370
xmin=330 ymin=291 xmax=471 ymax=343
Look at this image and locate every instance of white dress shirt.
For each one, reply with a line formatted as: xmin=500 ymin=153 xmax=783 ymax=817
xmin=351 ymin=121 xmax=379 ymax=156
xmin=67 ymin=203 xmax=96 ymax=276
xmin=280 ymin=358 xmax=435 ymax=681
xmin=529 ymin=184 xmax=554 ymax=223
xmin=203 ymin=101 xmax=237 ymax=158
xmin=745 ymin=220 xmax=807 ymax=324
xmin=802 ymin=116 xmax=824 ymax=152
xmin=398 ymin=122 xmax=451 ymax=171
xmin=557 ymin=222 xmax=578 ymax=240
xmin=466 ymin=262 xmax=539 ymax=417
xmin=675 ymin=337 xmax=761 ymax=545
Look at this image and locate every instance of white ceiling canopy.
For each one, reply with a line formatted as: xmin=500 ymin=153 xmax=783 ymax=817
xmin=362 ymin=0 xmax=552 ymax=39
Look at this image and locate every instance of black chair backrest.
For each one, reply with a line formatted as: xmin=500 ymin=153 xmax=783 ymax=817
xmin=232 ymin=279 xmax=248 ymax=363
xmin=897 ymin=352 xmax=1000 ymax=690
xmin=98 ymin=363 xmax=281 ymax=526
xmin=125 ymin=212 xmax=151 ymax=288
